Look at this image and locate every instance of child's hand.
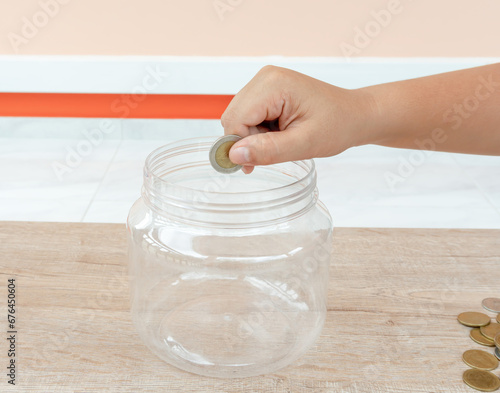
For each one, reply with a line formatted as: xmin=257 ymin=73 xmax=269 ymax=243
xmin=222 ymin=63 xmax=500 ymax=174
xmin=221 ymin=66 xmax=373 ymax=174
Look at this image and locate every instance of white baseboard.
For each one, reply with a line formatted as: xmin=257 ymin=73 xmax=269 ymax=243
xmin=0 ymin=56 xmax=498 ymax=94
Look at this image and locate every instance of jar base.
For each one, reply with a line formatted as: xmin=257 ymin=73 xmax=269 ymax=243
xmin=148 ymin=289 xmax=322 ymax=378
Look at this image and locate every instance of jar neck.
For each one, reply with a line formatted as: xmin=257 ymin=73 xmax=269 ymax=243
xmin=142 ymin=138 xmax=318 ymax=228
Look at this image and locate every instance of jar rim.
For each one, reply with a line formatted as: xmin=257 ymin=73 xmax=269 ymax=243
xmin=142 ymin=136 xmax=318 ymax=226
xmin=144 ymin=136 xmax=316 ymax=197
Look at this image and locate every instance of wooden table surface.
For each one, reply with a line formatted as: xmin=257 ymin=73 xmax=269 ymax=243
xmin=0 ymin=222 xmax=499 ymax=393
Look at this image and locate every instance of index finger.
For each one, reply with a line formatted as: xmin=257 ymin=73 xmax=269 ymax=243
xmin=220 ymin=70 xmax=285 ymax=137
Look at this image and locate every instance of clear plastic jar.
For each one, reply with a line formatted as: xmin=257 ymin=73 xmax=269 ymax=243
xmin=127 ymin=137 xmax=333 ymax=378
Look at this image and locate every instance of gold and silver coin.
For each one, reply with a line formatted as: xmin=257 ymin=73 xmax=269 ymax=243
xmin=458 ymin=312 xmax=492 ymax=327
xmin=462 ymin=349 xmax=499 ymax=371
xmin=481 ymin=323 xmax=500 ymax=341
xmin=471 ymin=328 xmax=496 ymax=347
xmin=460 ymin=300 xmax=500 ymax=391
xmin=463 ymin=369 xmax=500 ymax=392
xmin=482 ymin=298 xmax=500 ymax=313
xmin=209 ymin=135 xmax=243 ymax=174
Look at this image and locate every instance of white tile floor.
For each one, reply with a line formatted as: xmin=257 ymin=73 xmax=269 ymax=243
xmin=0 ymin=119 xmax=499 ymax=228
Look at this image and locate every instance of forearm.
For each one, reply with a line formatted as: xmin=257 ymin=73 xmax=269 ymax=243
xmin=359 ymin=63 xmax=500 ymax=155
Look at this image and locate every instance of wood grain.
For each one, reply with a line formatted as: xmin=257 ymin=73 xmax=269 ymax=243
xmin=0 ymin=222 xmax=499 ymax=392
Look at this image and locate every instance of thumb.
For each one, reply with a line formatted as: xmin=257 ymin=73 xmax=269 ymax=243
xmin=229 ymin=130 xmax=306 ymax=166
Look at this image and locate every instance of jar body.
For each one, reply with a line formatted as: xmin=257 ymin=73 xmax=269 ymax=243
xmin=127 ymin=137 xmax=333 ymax=378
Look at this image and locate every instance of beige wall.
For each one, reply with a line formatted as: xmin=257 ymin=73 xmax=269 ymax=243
xmin=1 ymin=0 xmax=499 ymax=57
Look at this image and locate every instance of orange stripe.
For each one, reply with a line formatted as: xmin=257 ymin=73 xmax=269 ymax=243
xmin=0 ymin=93 xmax=234 ymax=119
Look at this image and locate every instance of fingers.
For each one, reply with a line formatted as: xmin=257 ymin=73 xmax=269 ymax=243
xmin=221 ymin=67 xmax=286 ymax=137
xmin=229 ymin=128 xmax=310 ymax=166
xmin=221 ymin=66 xmax=318 ymax=171
xmin=241 ymin=165 xmax=254 ymax=174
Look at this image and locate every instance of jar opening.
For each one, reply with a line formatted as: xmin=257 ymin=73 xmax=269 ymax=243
xmin=142 ymin=136 xmax=318 ymax=226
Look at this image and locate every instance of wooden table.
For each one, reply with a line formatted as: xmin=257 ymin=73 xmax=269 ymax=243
xmin=0 ymin=222 xmax=499 ymax=393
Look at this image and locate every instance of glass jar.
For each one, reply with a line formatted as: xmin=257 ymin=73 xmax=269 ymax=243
xmin=127 ymin=136 xmax=333 ymax=378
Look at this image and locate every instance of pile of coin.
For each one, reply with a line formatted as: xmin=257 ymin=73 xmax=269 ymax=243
xmin=458 ymin=297 xmax=500 ymax=391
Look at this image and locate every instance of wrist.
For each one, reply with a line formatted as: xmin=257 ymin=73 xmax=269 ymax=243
xmin=351 ymin=86 xmax=389 ymax=147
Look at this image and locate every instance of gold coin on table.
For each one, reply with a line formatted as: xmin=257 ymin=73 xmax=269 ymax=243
xmin=495 ymin=333 xmax=500 ymax=349
xmin=471 ymin=328 xmax=496 ymax=347
xmin=462 ymin=349 xmax=499 ymax=371
xmin=482 ymin=298 xmax=500 ymax=313
xmin=481 ymin=323 xmax=500 ymax=341
xmin=458 ymin=312 xmax=492 ymax=327
xmin=209 ymin=135 xmax=242 ymax=174
xmin=463 ymin=369 xmax=500 ymax=392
